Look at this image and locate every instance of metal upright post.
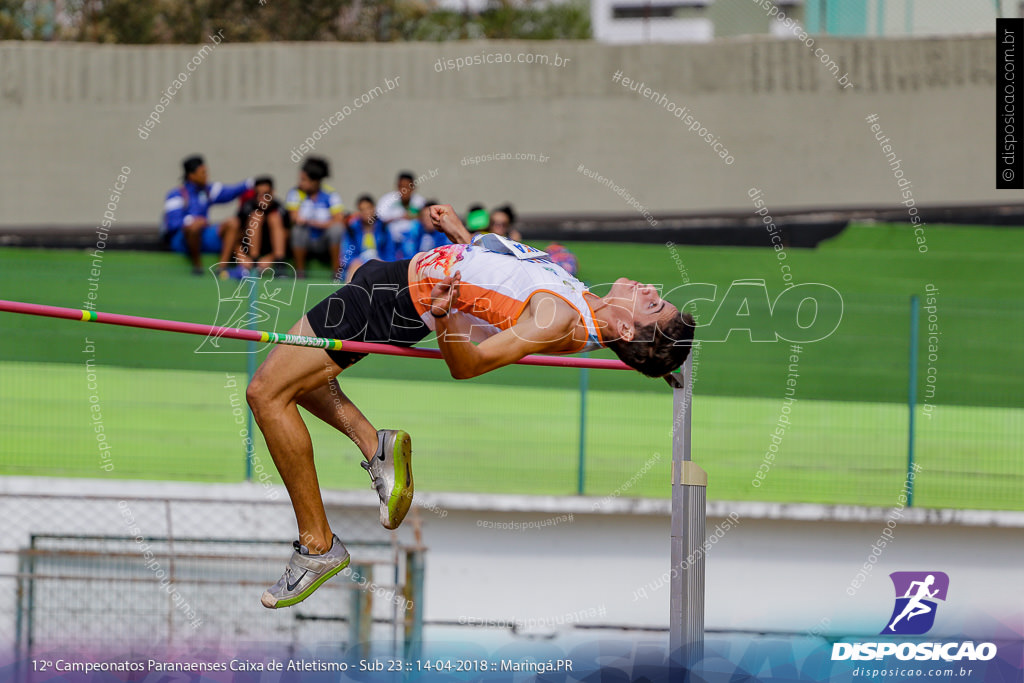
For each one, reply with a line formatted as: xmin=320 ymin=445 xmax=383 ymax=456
xmin=577 ymin=362 xmax=589 ymax=495
xmin=667 ymin=354 xmax=705 ymax=675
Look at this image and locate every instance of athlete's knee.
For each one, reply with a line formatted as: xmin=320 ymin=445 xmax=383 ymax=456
xmin=246 ymin=376 xmax=275 ymax=414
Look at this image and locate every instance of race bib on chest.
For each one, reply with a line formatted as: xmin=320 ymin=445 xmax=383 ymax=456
xmin=473 ymin=232 xmax=548 ymax=260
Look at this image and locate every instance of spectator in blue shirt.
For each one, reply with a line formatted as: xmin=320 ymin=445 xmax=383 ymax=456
xmin=376 ymin=171 xmax=425 ymax=252
xmin=402 ymin=200 xmax=451 ymax=256
xmin=162 ymin=155 xmax=252 ymax=274
xmin=341 ymin=195 xmax=394 ymax=282
xmin=286 ymin=157 xmax=345 ymax=279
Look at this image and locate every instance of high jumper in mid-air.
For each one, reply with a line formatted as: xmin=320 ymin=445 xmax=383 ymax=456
xmin=247 ymin=204 xmax=695 ymax=608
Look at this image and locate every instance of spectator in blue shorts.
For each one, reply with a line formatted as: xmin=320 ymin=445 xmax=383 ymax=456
xmin=341 ymin=195 xmax=394 ymax=282
xmin=376 ymin=171 xmax=425 ymax=256
xmin=286 ymin=157 xmax=345 ymax=279
xmin=162 ymin=155 xmax=253 ymax=274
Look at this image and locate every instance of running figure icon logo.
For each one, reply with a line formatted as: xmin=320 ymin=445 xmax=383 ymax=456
xmin=880 ymin=571 xmax=949 ymax=635
xmin=197 ymin=265 xmax=295 ymax=353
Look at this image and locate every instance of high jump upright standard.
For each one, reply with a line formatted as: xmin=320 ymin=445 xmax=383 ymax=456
xmin=668 ymin=353 xmax=705 ymax=675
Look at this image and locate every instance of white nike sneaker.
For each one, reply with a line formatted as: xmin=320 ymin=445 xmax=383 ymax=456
xmin=361 ymin=429 xmax=414 ymax=530
xmin=261 ymin=534 xmax=350 ymax=609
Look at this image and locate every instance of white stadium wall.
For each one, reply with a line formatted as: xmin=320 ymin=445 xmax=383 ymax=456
xmin=0 ymin=36 xmax=995 ymax=230
xmin=2 ymin=478 xmax=1021 ymax=643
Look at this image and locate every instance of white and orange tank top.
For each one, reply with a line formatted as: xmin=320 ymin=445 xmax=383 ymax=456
xmin=408 ymin=234 xmax=603 ymax=353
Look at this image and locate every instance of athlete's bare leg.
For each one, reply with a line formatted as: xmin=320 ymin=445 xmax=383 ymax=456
xmin=297 ymin=379 xmax=379 ymax=460
xmin=247 ymin=315 xmax=373 ymax=553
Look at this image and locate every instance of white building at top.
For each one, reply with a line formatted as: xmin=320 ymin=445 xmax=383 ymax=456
xmin=434 ymin=0 xmax=1010 ymax=44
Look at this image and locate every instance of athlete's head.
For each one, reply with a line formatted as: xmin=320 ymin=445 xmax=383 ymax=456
xmin=182 ymin=154 xmax=206 ymax=186
xmin=600 ymin=279 xmax=696 ymax=378
xmin=299 ymin=157 xmax=330 ymax=193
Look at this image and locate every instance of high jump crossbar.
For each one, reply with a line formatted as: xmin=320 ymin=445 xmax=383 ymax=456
xmin=0 ymin=297 xmax=705 ymax=667
xmin=0 ymin=299 xmax=634 ymax=370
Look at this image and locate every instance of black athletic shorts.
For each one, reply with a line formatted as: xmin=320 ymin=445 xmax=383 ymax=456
xmin=306 ymin=259 xmax=430 ymax=369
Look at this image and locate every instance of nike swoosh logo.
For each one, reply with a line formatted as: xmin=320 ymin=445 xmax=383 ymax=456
xmin=286 ymin=570 xmax=308 ymax=592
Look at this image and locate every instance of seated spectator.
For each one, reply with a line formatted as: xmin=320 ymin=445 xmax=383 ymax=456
xmin=404 ymin=200 xmax=451 ymax=254
xmin=377 ymin=171 xmax=425 ymax=255
xmin=342 ymin=194 xmax=395 ymax=283
xmin=232 ymin=176 xmax=289 ymax=275
xmin=286 ymin=157 xmax=344 ymax=279
xmin=489 ymin=204 xmax=523 ymax=242
xmin=465 ymin=204 xmax=490 ymax=233
xmin=162 ymin=154 xmax=252 ymax=274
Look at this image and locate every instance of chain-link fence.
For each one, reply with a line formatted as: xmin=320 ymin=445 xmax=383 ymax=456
xmin=0 ymin=492 xmax=425 ymax=666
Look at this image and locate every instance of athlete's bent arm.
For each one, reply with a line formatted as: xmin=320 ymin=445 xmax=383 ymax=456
xmin=436 ymin=314 xmax=570 ymax=379
xmin=430 ymin=273 xmax=575 ymax=379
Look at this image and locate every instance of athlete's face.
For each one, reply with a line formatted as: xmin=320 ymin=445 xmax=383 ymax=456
xmin=610 ymin=278 xmax=677 ymax=329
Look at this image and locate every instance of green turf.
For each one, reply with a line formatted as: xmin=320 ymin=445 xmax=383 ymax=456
xmin=2 ymin=361 xmax=1019 ymax=509
xmin=1 ymin=223 xmax=1021 ymax=406
xmin=1 ymin=223 xmax=1022 ymax=509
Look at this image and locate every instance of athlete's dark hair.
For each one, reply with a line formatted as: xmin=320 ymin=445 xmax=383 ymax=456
xmin=606 ymin=311 xmax=696 ymax=378
xmin=356 ymin=194 xmax=375 ymax=205
xmin=302 ymin=157 xmax=330 ymax=181
xmin=397 ymin=171 xmax=415 ymax=183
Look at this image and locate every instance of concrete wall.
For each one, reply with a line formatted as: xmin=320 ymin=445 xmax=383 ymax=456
xmin=0 ymin=36 xmax=995 ymax=229
xmin=4 ymin=477 xmax=1020 ymax=642
xmin=413 ymin=496 xmax=1024 ymax=639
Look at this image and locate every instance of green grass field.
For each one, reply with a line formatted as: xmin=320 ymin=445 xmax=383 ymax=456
xmin=1 ymin=223 xmax=1022 ymax=509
